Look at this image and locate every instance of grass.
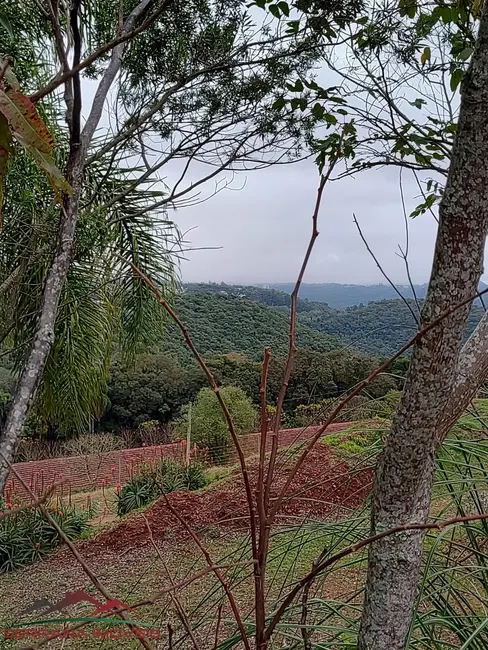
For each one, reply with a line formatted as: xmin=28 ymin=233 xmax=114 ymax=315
xmin=0 ymin=522 xmax=366 ymax=649
xmin=2 ymin=402 xmax=488 ymax=648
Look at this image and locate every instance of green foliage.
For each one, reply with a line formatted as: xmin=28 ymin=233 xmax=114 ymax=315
xmin=116 ymin=475 xmax=157 ymax=516
xmin=101 ymin=354 xmax=203 ymax=430
xmin=162 ymin=291 xmax=338 ymax=365
xmin=0 ymin=112 xmax=179 ymax=437
xmin=116 ymin=457 xmax=207 ymax=516
xmin=0 ymin=501 xmax=93 ymax=572
xmin=300 ymin=298 xmax=483 ymax=357
xmin=176 ymin=386 xmax=256 ymax=464
xmin=291 ymin=394 xmax=371 ymax=427
xmin=182 ymin=284 xmax=484 ymax=358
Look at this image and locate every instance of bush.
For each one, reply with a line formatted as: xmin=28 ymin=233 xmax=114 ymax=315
xmin=115 ymin=475 xmax=158 ymax=515
xmin=291 ymin=395 xmax=371 ymax=427
xmin=116 ymin=457 xmax=207 ymax=516
xmin=0 ymin=500 xmax=93 ymax=572
xmin=176 ymin=386 xmax=256 ymax=464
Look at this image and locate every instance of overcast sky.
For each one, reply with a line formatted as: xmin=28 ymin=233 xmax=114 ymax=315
xmin=171 ymin=159 xmax=444 ymax=285
xmin=86 ymin=58 xmax=488 ymax=289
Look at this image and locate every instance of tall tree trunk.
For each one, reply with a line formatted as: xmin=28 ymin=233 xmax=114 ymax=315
xmin=358 ymin=5 xmax=488 ymax=648
xmin=0 ymin=154 xmax=83 ymax=486
xmin=0 ymin=0 xmax=155 ymax=491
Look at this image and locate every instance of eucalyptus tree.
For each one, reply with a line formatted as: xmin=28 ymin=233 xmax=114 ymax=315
xmin=0 ymin=0 xmax=356 ymax=489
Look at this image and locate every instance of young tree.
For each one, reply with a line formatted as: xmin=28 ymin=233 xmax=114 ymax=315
xmin=176 ymin=385 xmax=256 ymax=463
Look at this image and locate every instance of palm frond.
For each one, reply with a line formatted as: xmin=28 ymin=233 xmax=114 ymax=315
xmin=35 ymin=264 xmax=116 ymax=435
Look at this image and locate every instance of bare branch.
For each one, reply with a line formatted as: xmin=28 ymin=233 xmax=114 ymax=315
xmin=268 ymin=286 xmax=488 ymax=523
xmin=5 ymin=460 xmax=155 ymax=650
xmin=353 ymin=213 xmax=420 ymax=325
xmin=46 ymin=0 xmax=74 ymax=132
xmin=0 ymin=483 xmax=58 ymax=520
xmin=115 ymin=254 xmax=258 ymax=586
xmin=397 ymin=168 xmax=421 ymax=313
xmin=144 ymin=517 xmax=200 ymax=650
xmin=265 ymin=150 xmax=342 ymax=511
xmin=81 ymin=0 xmax=158 ymax=151
xmin=70 ymin=0 xmax=82 ymax=144
xmin=157 ymin=487 xmax=251 ymax=650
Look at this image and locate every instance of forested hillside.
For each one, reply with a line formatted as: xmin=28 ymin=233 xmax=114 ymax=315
xmin=182 ymin=286 xmax=484 ymax=357
xmin=161 ymin=292 xmax=339 ymax=364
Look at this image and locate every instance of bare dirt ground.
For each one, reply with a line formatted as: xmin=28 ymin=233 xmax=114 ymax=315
xmin=71 ymin=441 xmax=373 ymax=561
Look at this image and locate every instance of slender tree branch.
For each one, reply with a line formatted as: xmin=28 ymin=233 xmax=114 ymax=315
xmin=46 ymin=0 xmax=74 ymax=133
xmin=257 ymin=348 xmax=271 ymax=524
xmin=69 ymin=0 xmax=82 ymax=144
xmin=268 ymin=286 xmax=488 ymax=523
xmin=144 ymin=517 xmax=200 ymax=650
xmin=213 ymin=604 xmax=223 ymax=650
xmin=265 ymin=154 xmax=341 ymax=510
xmin=0 ymin=483 xmax=58 ymax=520
xmin=81 ymin=0 xmax=157 ymax=151
xmin=116 ymin=253 xmax=258 ymax=562
xmin=157 ymin=487 xmax=251 ymax=650
xmin=300 ymin=548 xmax=328 ymax=650
xmin=255 ymin=346 xmax=271 ymax=648
xmin=353 ymin=213 xmax=419 ymax=325
xmin=397 ymin=168 xmax=421 ymax=314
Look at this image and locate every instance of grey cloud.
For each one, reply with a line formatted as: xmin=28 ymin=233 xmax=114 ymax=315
xmin=172 ymin=159 xmax=447 ymax=285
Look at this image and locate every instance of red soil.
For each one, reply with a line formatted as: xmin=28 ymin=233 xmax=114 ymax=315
xmin=77 ymin=443 xmax=373 ymax=558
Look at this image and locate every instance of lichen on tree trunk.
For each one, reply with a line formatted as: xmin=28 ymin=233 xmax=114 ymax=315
xmin=358 ymin=3 xmax=488 ymax=647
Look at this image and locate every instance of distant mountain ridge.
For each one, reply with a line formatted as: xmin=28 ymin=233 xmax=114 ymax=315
xmin=254 ymin=282 xmax=488 ymax=309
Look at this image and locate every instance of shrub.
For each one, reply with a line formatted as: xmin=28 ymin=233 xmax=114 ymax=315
xmin=0 ymin=499 xmax=93 ymax=572
xmin=116 ymin=457 xmax=207 ymax=516
xmin=358 ymin=390 xmax=402 ymax=419
xmin=186 ymin=460 xmax=207 ymax=490
xmin=291 ymin=395 xmax=371 ymax=427
xmin=15 ymin=439 xmax=62 ymax=462
xmin=175 ymin=386 xmax=257 ymax=464
xmin=116 ymin=476 xmax=158 ymax=516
